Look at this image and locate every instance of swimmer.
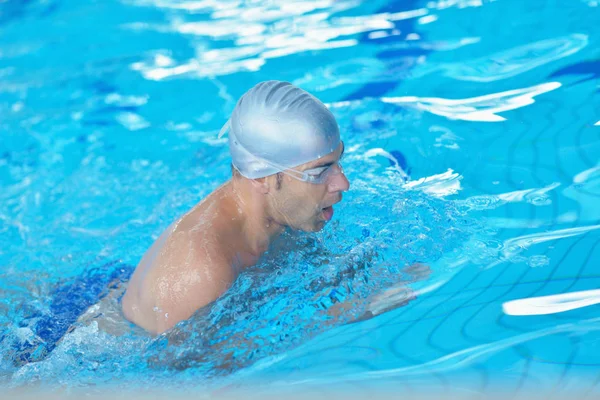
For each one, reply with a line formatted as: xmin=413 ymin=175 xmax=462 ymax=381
xmin=122 ymin=81 xmax=350 ymax=334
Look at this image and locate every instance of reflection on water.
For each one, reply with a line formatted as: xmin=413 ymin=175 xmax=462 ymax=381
xmin=503 ymin=290 xmax=600 ymax=316
xmin=1 ymin=0 xmax=600 ymax=395
xmin=380 ymin=82 xmax=562 ymax=122
xmin=127 ymin=0 xmax=430 ymax=80
xmin=439 ymin=34 xmax=588 ymax=82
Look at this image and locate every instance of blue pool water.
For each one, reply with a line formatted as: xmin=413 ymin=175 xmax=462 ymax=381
xmin=1 ymin=0 xmax=600 ymax=396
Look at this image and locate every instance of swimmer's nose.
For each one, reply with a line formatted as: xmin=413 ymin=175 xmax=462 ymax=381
xmin=328 ymin=169 xmax=350 ymax=193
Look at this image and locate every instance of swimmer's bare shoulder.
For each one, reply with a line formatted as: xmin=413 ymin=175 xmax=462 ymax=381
xmin=122 ymin=193 xmax=236 ymax=335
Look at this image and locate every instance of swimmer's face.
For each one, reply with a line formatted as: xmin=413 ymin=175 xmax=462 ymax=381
xmin=267 ymin=142 xmax=349 ymax=232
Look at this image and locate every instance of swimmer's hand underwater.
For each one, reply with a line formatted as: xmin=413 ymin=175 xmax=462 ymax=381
xmin=121 ymin=81 xmax=349 ymax=335
xmin=325 ymin=261 xmax=431 ymax=323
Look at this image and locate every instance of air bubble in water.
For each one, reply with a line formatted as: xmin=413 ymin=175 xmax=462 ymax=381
xmin=528 ymin=255 xmax=550 ymax=268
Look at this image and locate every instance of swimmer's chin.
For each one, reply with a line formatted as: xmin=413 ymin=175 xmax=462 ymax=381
xmin=309 ymin=219 xmax=330 ymax=232
xmin=290 ymin=215 xmax=332 ymax=233
xmin=289 ymin=222 xmax=322 ymax=233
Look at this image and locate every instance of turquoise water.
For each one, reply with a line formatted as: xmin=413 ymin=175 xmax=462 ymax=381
xmin=1 ymin=0 xmax=600 ymax=396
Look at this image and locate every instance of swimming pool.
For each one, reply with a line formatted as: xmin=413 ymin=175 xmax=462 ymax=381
xmin=1 ymin=0 xmax=599 ymax=397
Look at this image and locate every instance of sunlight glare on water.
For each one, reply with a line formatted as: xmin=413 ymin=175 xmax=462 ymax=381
xmin=1 ymin=0 xmax=600 ymax=396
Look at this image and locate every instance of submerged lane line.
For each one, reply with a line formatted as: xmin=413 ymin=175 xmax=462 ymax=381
xmin=260 ymin=318 xmax=600 ymax=387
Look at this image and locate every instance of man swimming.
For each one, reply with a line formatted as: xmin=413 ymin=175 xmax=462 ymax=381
xmin=122 ymin=81 xmax=349 ymax=334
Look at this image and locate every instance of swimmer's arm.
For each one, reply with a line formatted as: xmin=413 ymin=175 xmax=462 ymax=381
xmin=326 ymin=263 xmax=430 ymax=322
xmin=150 ymin=237 xmax=234 ymax=335
xmin=325 ymin=285 xmax=416 ymax=323
xmin=362 ymin=262 xmax=430 ymax=319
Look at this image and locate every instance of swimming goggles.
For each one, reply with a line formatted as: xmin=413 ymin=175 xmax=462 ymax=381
xmin=273 ymin=159 xmax=344 ymax=184
xmin=242 ymin=143 xmax=345 ymax=185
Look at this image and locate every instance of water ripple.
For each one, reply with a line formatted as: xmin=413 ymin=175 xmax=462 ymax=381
xmin=381 ymin=81 xmax=561 ymax=122
xmin=563 ymin=164 xmax=600 ymax=221
xmin=503 ymin=290 xmax=600 ymax=316
xmin=440 ymin=34 xmax=588 ymax=82
xmin=488 ymin=224 xmax=600 ymax=269
xmin=126 ymin=0 xmax=430 ymax=80
xmin=249 ymin=318 xmax=600 ymax=388
xmin=403 ymin=169 xmax=462 ymax=197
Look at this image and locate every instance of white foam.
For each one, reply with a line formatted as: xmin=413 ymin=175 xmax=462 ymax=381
xmin=403 ymin=169 xmax=462 ymax=197
xmin=362 ymin=148 xmax=410 ymax=180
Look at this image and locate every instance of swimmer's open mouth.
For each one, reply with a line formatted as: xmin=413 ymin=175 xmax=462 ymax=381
xmin=321 ymin=205 xmax=334 ymax=221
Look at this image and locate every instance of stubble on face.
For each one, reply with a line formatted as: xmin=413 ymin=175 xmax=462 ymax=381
xmin=269 ymin=178 xmax=326 ymax=232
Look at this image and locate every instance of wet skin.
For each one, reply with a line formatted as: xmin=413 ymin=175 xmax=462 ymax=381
xmin=122 ymin=143 xmax=348 ymax=334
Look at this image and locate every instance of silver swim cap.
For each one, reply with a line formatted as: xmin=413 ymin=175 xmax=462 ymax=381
xmin=219 ymin=80 xmax=340 ymax=179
